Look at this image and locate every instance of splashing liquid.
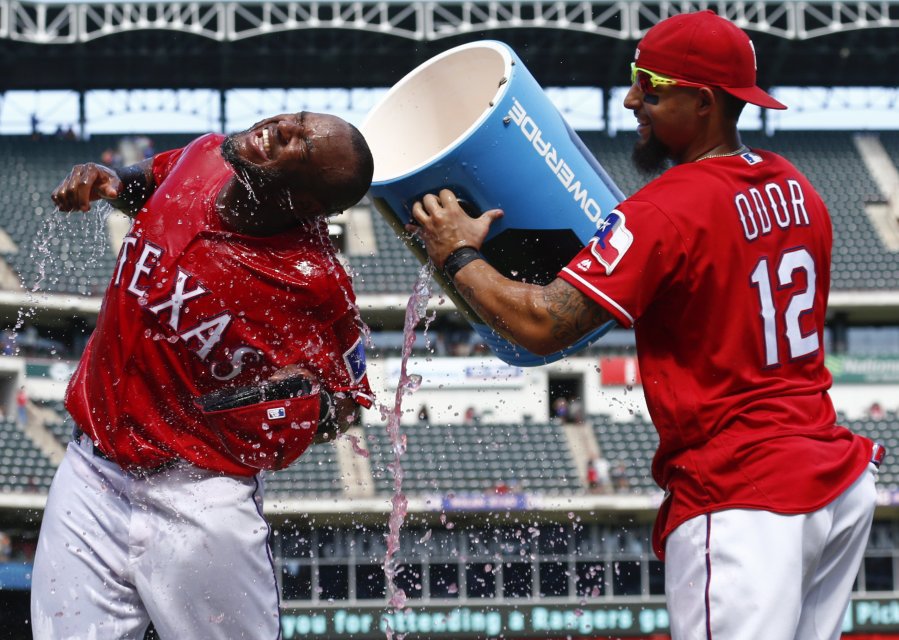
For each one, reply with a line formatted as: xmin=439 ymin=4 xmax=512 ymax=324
xmin=13 ymin=205 xmax=112 ymax=344
xmin=382 ymin=262 xmax=434 ymax=639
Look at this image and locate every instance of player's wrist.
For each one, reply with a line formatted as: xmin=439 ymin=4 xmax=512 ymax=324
xmin=443 ymin=246 xmax=484 ymax=281
xmin=316 ymin=388 xmax=340 ymax=439
xmin=112 ymin=163 xmax=154 ymax=214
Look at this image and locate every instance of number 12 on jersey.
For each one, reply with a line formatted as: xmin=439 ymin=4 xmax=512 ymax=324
xmin=749 ymin=247 xmax=820 ymax=368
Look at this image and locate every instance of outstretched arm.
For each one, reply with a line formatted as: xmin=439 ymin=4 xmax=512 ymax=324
xmin=51 ymin=159 xmax=155 ymax=216
xmin=409 ymin=189 xmax=614 ymax=355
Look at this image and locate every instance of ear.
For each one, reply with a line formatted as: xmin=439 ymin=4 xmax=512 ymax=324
xmin=696 ymin=87 xmax=716 ymax=116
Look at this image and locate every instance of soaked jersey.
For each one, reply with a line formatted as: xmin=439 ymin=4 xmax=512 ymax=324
xmin=559 ymin=148 xmax=872 ymax=558
xmin=66 ymin=133 xmax=373 ymax=476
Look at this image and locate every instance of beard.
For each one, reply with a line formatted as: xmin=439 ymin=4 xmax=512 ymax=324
xmin=220 ymin=134 xmax=287 ymax=189
xmin=631 ymin=130 xmax=670 ymax=175
xmin=220 ymin=133 xmax=328 ymax=219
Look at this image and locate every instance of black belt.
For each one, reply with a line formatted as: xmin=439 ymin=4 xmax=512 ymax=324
xmin=72 ymin=427 xmax=112 ymax=461
xmin=72 ymin=427 xmax=177 ymax=475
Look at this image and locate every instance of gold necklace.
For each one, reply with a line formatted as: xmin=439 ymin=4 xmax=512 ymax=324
xmin=694 ymin=144 xmax=749 ymax=162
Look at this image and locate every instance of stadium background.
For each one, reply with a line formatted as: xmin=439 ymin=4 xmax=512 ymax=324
xmin=1 ymin=1 xmax=899 ymax=638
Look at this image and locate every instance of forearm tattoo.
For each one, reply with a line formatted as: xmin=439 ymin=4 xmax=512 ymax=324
xmin=542 ymin=279 xmax=609 ymax=344
xmin=458 ymin=283 xmax=492 ymax=324
xmin=458 ymin=278 xmax=609 ymax=347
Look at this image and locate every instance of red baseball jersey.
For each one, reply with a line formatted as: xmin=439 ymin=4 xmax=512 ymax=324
xmin=66 ymin=133 xmax=373 ymax=476
xmin=559 ymin=148 xmax=872 ymax=559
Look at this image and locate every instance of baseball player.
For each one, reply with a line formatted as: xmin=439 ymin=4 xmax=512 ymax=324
xmin=32 ymin=112 xmax=375 ymax=639
xmin=409 ymin=12 xmax=881 ymax=640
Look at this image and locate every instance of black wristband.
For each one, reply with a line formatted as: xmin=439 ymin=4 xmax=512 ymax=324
xmin=115 ymin=163 xmax=149 ymax=187
xmin=114 ymin=164 xmax=153 ymax=212
xmin=443 ymin=247 xmax=484 ymax=281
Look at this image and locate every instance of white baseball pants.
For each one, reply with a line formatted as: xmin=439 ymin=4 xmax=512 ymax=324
xmin=31 ymin=436 xmax=281 ymax=639
xmin=665 ymin=463 xmax=878 ymax=640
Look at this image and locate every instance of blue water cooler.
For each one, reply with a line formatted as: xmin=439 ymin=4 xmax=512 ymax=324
xmin=361 ymin=40 xmax=625 ymax=366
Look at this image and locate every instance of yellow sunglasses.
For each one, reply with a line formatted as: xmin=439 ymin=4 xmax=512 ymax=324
xmin=630 ymin=62 xmax=707 ymax=95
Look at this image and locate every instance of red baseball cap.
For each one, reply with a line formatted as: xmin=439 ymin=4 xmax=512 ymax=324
xmin=634 ymin=10 xmax=787 ymax=110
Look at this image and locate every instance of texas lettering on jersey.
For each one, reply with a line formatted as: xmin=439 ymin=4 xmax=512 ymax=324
xmin=113 ymin=233 xmax=235 ymax=366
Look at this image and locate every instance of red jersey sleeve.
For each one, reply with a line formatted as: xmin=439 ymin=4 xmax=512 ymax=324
xmin=559 ymin=200 xmax=688 ymax=328
xmin=151 ymin=146 xmax=187 ymax=187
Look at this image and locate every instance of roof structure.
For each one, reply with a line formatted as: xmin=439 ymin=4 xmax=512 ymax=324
xmin=1 ymin=0 xmax=898 ymax=91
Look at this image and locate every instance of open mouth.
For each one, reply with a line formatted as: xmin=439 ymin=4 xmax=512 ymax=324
xmin=262 ymin=128 xmax=272 ymax=158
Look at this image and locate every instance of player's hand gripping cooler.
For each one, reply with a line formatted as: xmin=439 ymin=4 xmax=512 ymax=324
xmin=361 ymin=40 xmax=625 ymax=366
xmin=196 ymin=377 xmax=333 ymax=470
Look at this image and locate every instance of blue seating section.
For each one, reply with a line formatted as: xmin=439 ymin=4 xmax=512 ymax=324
xmin=851 ymin=413 xmax=899 ymax=490
xmin=265 ymin=444 xmax=347 ymax=497
xmin=0 ymin=418 xmax=56 ymax=492
xmin=589 ymin=413 xmax=659 ymax=494
xmin=363 ymin=420 xmax=583 ymax=495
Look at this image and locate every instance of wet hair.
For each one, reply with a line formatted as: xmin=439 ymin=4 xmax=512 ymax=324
xmin=316 ymin=123 xmax=374 ymax=214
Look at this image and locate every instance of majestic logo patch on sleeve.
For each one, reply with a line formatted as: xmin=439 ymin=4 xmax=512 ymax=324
xmin=344 ymin=337 xmax=367 ymax=384
xmin=589 ymin=210 xmax=633 ymax=274
xmin=740 ymin=150 xmax=763 ymax=165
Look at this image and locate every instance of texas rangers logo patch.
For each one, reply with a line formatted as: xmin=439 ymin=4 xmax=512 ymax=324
xmin=589 ymin=210 xmax=633 ymax=275
xmin=344 ymin=337 xmax=367 ymax=384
